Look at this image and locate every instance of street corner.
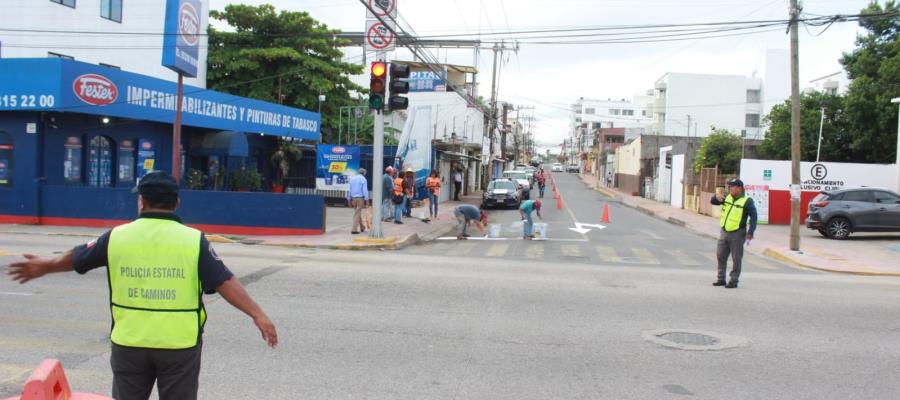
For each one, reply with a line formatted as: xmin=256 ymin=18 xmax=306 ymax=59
xmin=761 ymin=247 xmax=900 ymax=277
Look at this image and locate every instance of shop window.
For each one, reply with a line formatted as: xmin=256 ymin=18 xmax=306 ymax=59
xmin=0 ymin=131 xmax=13 ymax=187
xmin=118 ymin=139 xmax=136 ymax=184
xmin=51 ymin=0 xmax=76 ymax=8
xmin=64 ymin=136 xmax=83 ymax=183
xmin=101 ymin=0 xmax=122 ymax=22
xmin=88 ymin=136 xmax=114 ymax=187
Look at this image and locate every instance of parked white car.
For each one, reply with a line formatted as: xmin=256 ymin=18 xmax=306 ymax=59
xmin=551 ymin=163 xmax=563 ymax=172
xmin=502 ymin=170 xmax=532 ymax=199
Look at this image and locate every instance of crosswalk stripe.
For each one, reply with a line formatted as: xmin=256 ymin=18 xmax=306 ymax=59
xmin=524 ymin=243 xmax=544 ymax=258
xmin=485 ymin=243 xmax=510 ymax=257
xmin=665 ymin=250 xmax=702 ymax=266
xmin=631 ymin=248 xmax=660 ymax=265
xmin=595 ymin=246 xmax=619 ymax=263
xmin=455 ymin=242 xmax=476 ymax=255
xmin=699 ymin=252 xmax=719 ymax=264
xmin=560 ymin=245 xmax=582 ymax=257
xmin=745 ymin=254 xmax=778 ymax=270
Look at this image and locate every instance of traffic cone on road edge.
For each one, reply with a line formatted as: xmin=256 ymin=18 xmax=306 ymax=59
xmin=6 ymin=359 xmax=112 ymax=400
xmin=557 ymin=197 xmax=563 ymax=210
xmin=601 ymin=203 xmax=610 ymax=223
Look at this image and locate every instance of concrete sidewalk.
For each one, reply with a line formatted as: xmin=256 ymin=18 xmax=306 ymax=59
xmin=0 ymin=194 xmax=482 ymax=251
xmin=578 ymin=174 xmax=900 ymax=276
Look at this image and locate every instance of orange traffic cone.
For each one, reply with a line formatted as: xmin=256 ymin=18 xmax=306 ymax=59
xmin=553 ymin=190 xmax=559 ymax=200
xmin=7 ymin=359 xmax=112 ymax=400
xmin=601 ymin=203 xmax=610 ymax=223
xmin=557 ymin=197 xmax=563 ymax=210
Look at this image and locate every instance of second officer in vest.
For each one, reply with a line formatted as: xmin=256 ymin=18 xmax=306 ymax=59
xmin=710 ymin=179 xmax=758 ymax=289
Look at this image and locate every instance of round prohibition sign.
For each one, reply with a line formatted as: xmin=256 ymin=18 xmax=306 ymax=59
xmin=368 ymin=0 xmax=396 ymax=17
xmin=366 ymin=22 xmax=394 ymax=50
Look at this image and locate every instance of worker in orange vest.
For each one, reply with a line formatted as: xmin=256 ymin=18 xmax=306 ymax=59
xmin=392 ymin=173 xmax=405 ymax=224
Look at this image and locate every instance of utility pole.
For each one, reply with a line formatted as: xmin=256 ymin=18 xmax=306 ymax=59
xmin=484 ymin=42 xmax=500 ymax=186
xmin=789 ymin=0 xmax=802 ymax=251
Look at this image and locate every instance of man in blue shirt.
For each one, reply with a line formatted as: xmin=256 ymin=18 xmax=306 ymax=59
xmin=519 ymin=200 xmax=543 ymax=240
xmin=347 ymin=168 xmax=369 ymax=234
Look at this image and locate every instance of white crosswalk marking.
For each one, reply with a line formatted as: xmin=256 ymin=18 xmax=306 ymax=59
xmin=665 ymin=249 xmax=702 ymax=266
xmin=595 ymin=246 xmax=619 ymax=263
xmin=631 ymin=248 xmax=660 ymax=265
xmin=524 ymin=243 xmax=544 ymax=258
xmin=485 ymin=243 xmax=510 ymax=257
xmin=560 ymin=245 xmax=582 ymax=257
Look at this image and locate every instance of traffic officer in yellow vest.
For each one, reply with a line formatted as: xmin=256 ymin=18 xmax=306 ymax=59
xmin=7 ymin=171 xmax=277 ymax=400
xmin=710 ymin=178 xmax=758 ymax=289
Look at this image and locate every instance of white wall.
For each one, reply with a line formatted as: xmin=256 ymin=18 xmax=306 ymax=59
xmin=403 ymin=91 xmax=484 ymax=145
xmin=740 ymin=159 xmax=899 ymax=193
xmin=0 ymin=0 xmax=209 ymax=88
xmin=660 ymin=73 xmax=755 ymax=138
xmin=763 ymin=49 xmax=790 ymax=122
xmin=614 ymin=137 xmax=642 ymax=176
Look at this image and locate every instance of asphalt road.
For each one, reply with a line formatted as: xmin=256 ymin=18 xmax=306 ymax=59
xmin=412 ymin=172 xmax=799 ymax=275
xmin=2 ymin=173 xmax=900 ymax=399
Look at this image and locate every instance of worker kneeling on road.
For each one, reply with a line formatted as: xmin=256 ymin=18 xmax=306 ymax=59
xmin=519 ymin=199 xmax=543 ymax=240
xmin=454 ymin=204 xmax=487 ymax=239
xmin=7 ymin=171 xmax=278 ymax=400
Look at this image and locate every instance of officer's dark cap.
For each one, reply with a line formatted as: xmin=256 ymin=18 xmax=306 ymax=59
xmin=133 ymin=171 xmax=179 ymax=200
xmin=727 ymin=178 xmax=744 ymax=187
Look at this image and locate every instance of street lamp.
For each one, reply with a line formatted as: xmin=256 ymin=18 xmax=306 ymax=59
xmin=318 ymin=94 xmax=326 ymax=142
xmin=892 ymin=97 xmax=899 ymax=192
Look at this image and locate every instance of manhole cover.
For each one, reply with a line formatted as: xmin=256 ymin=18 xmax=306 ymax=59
xmin=643 ymin=329 xmax=748 ymax=351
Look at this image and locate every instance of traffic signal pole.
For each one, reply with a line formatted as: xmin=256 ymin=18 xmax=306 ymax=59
xmin=370 ymin=57 xmax=387 ymax=239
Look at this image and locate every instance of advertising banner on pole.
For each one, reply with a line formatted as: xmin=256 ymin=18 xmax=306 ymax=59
xmin=162 ymin=0 xmax=202 ymax=77
xmin=744 ymin=184 xmax=769 ymax=224
xmin=316 ymin=145 xmax=360 ymax=191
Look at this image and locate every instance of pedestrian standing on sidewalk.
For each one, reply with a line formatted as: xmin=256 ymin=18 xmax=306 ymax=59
xmin=392 ymin=172 xmax=405 ymax=224
xmin=453 ymin=167 xmax=463 ymax=201
xmin=347 ymin=168 xmax=369 ymax=234
xmin=454 ymin=203 xmax=487 ymax=239
xmin=426 ymin=170 xmax=442 ymax=220
xmin=7 ymin=171 xmax=277 ymax=400
xmin=519 ymin=199 xmax=543 ymax=240
xmin=403 ymin=168 xmax=415 ymax=218
xmin=382 ymin=167 xmax=396 ymax=222
xmin=710 ymin=178 xmax=757 ymax=289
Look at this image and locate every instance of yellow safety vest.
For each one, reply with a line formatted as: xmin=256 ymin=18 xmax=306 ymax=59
xmin=108 ymin=218 xmax=204 ymax=349
xmin=719 ymin=195 xmax=749 ymax=232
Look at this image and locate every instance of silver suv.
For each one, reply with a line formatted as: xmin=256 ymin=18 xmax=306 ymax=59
xmin=805 ymin=188 xmax=900 ymax=239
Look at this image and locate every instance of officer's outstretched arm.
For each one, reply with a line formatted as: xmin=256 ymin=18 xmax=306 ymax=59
xmin=216 ymin=277 xmax=278 ymax=348
xmin=8 ymin=251 xmax=74 ymax=284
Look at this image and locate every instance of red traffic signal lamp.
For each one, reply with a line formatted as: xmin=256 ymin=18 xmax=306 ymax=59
xmin=369 ymin=61 xmax=387 ymax=110
xmin=388 ymin=63 xmax=411 ymax=111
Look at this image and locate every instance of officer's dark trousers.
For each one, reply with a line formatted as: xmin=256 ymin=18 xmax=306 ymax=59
xmin=111 ymin=341 xmax=202 ymax=400
xmin=716 ymin=228 xmax=746 ymax=283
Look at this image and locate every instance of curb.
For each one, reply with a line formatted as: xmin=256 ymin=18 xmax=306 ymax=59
xmin=576 ymin=175 xmax=900 ymax=276
xmin=762 ymin=248 xmax=900 ymax=277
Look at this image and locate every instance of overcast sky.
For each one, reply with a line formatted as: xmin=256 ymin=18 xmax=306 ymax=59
xmin=209 ymin=0 xmax=873 ymax=150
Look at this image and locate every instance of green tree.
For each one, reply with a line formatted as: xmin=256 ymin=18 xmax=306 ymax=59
xmin=759 ymin=92 xmax=850 ymax=161
xmin=838 ymin=0 xmax=900 ymax=163
xmin=693 ymin=128 xmax=743 ymax=174
xmin=207 ymin=4 xmax=364 ymax=143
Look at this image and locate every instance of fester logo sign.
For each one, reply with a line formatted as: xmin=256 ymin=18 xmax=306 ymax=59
xmin=178 ymin=2 xmax=200 ymax=46
xmin=332 ymin=146 xmax=347 ymax=154
xmin=73 ymin=74 xmax=118 ymax=106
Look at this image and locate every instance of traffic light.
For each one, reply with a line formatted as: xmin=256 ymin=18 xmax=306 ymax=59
xmin=369 ymin=61 xmax=387 ymax=111
xmin=388 ymin=63 xmax=410 ymax=111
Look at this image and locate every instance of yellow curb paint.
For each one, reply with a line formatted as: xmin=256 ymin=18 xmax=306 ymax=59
xmin=352 ymin=237 xmax=398 ymax=244
xmin=206 ymin=234 xmax=236 ymax=244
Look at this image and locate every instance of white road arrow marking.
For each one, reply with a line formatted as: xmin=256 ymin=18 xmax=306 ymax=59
xmin=569 ymin=222 xmax=607 ymax=234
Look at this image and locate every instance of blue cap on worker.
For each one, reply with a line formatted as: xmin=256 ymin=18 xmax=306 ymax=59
xmin=132 ymin=171 xmax=179 ymax=201
xmin=727 ymin=178 xmax=744 ymax=187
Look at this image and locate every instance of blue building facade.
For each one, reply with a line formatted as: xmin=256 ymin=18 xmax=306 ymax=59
xmin=0 ymin=58 xmax=325 ymax=234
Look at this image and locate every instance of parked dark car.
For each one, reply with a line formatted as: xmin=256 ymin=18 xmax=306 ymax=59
xmin=482 ymin=178 xmax=522 ymax=209
xmin=805 ymin=188 xmax=900 ymax=239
